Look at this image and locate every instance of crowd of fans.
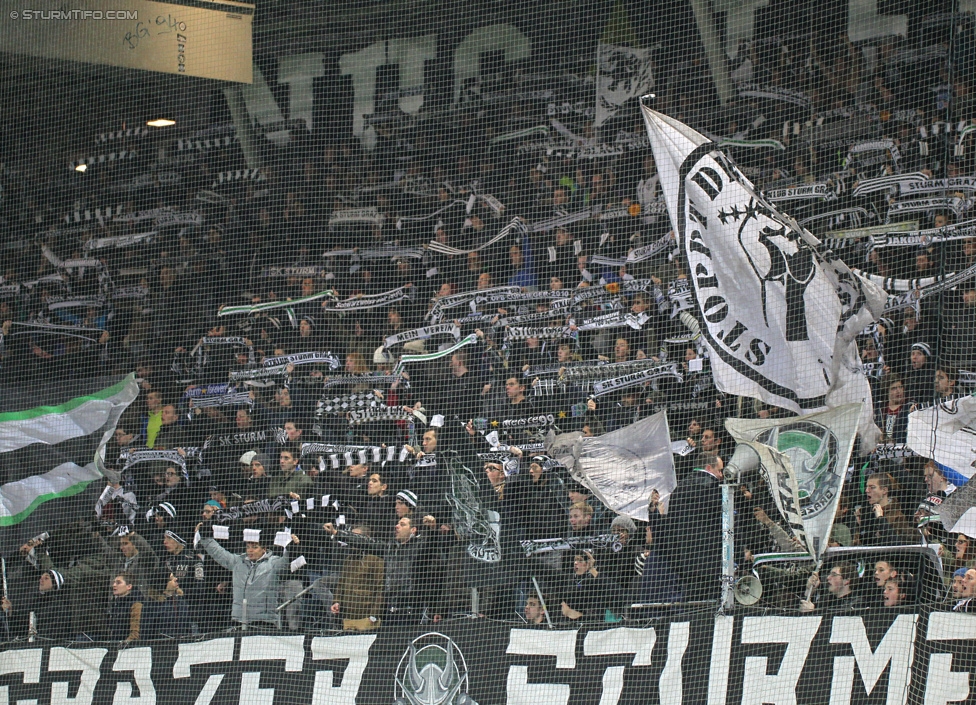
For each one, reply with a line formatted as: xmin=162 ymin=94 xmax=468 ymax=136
xmin=1 ymin=21 xmax=976 ymax=640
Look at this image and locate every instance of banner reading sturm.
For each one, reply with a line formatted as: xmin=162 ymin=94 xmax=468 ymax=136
xmin=0 ymin=611 xmax=968 ymax=704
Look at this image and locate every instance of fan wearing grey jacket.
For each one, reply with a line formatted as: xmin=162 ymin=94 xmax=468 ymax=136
xmin=196 ymin=523 xmax=299 ymax=628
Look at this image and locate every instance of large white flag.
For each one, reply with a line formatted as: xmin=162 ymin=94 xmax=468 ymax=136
xmin=727 ymin=404 xmax=861 ymax=560
xmin=545 ymin=411 xmax=675 ymax=521
xmin=641 ymin=106 xmax=886 ymax=444
xmin=594 ymin=43 xmax=654 ymax=128
xmin=906 ymin=395 xmax=976 ymax=489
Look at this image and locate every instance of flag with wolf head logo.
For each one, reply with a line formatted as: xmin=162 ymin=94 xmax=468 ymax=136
xmin=727 ymin=403 xmax=861 ymax=561
xmin=594 ymin=43 xmax=654 ymax=128
xmin=641 ymin=106 xmax=886 ymax=443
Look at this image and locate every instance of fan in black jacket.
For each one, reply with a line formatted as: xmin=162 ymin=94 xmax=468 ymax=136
xmin=659 ymin=455 xmax=724 ymax=602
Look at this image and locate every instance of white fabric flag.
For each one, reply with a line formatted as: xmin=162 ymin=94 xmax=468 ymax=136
xmin=594 ymin=43 xmax=654 ymax=128
xmin=906 ymin=396 xmax=976 ymax=489
xmin=938 ymin=481 xmax=976 ymax=538
xmin=550 ymin=411 xmax=675 ymax=521
xmin=726 ymin=404 xmax=861 ymax=560
xmin=641 ymin=106 xmax=886 ymax=447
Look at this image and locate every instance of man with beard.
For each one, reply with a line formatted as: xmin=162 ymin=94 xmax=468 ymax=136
xmin=947 ymin=567 xmax=969 ymax=609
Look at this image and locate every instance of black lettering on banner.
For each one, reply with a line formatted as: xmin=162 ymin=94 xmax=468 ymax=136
xmin=695 ymin=263 xmax=720 ymax=290
xmin=691 ymin=167 xmax=723 ymax=201
xmin=688 ymin=230 xmax=712 ymax=258
xmin=717 ymin=320 xmax=749 ymax=352
xmin=688 ymin=204 xmax=708 ymax=229
xmin=747 ymin=339 xmax=771 ymax=366
xmin=702 ymin=295 xmax=729 ymax=323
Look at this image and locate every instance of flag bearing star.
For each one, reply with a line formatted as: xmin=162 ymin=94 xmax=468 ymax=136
xmin=717 ymin=205 xmax=747 ymax=224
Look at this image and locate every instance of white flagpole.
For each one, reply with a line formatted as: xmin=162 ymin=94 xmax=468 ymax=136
xmin=594 ymin=43 xmax=602 ymax=129
xmin=532 ymin=576 xmax=554 ymax=630
xmin=720 ymin=483 xmax=736 ymax=612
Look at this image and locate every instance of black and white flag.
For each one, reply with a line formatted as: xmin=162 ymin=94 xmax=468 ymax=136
xmin=641 ymin=106 xmax=887 ymax=443
xmin=906 ymin=395 xmax=976 ymax=489
xmin=594 ymin=43 xmax=654 ymax=128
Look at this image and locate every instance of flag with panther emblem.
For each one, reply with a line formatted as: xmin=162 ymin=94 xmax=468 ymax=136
xmin=727 ymin=404 xmax=861 ymax=560
xmin=641 ymin=106 xmax=886 ymax=444
xmin=594 ymin=43 xmax=654 ymax=128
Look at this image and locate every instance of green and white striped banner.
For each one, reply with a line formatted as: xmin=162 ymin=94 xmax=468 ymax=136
xmin=217 ymin=290 xmax=337 ymax=317
xmin=0 ymin=374 xmax=139 ymax=526
xmin=393 ymin=333 xmax=479 ymax=375
xmin=489 ymin=125 xmax=550 ymax=144
xmin=719 ymin=137 xmax=786 ymax=150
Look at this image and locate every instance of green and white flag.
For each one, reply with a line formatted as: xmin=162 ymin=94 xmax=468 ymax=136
xmin=726 ymin=403 xmax=861 ymax=561
xmin=0 ymin=374 xmax=139 ymax=526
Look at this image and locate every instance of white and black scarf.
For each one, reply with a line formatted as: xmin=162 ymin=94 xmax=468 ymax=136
xmin=384 ymin=324 xmax=461 ymax=349
xmin=850 ymin=172 xmax=926 ymax=197
xmin=84 ymin=231 xmax=156 ymax=251
xmin=204 ymin=427 xmax=286 ymax=449
xmin=119 ymin=448 xmax=197 ymax=473
xmin=870 ymin=219 xmax=976 ymax=249
xmin=887 ymin=197 xmax=971 ymax=220
xmin=262 ymin=351 xmax=341 ymax=369
xmin=213 ymin=498 xmax=287 ymax=523
xmin=211 ymin=168 xmax=265 ymax=189
xmin=229 ymin=366 xmax=289 ymax=382
xmin=261 ymin=265 xmax=331 ymax=278
xmin=187 ymin=390 xmax=253 ymax=409
xmin=426 ymin=217 xmax=527 ymax=257
xmin=520 ymin=534 xmax=619 ymax=556
xmin=879 ymin=262 xmax=976 ymax=315
xmin=523 ymin=360 xmax=601 ymax=378
xmin=315 ymin=392 xmax=385 ymax=417
xmin=474 ymin=289 xmax=571 ymax=309
xmin=321 ymin=374 xmax=400 ymax=389
xmin=218 ymin=290 xmax=337 ymax=317
xmin=427 ymin=286 xmax=520 ymax=323
xmin=504 ymin=325 xmax=571 ymax=342
xmin=591 ymin=362 xmax=683 ymax=397
xmin=333 ymin=286 xmax=413 ymax=312
xmin=765 ymin=182 xmax=836 ymax=203
xmin=497 ymin=309 xmax=571 ymax=327
xmin=575 ymin=309 xmax=650 ymax=331
xmin=300 ymin=442 xmax=401 ymax=467
xmin=349 ymin=406 xmax=422 ymax=425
